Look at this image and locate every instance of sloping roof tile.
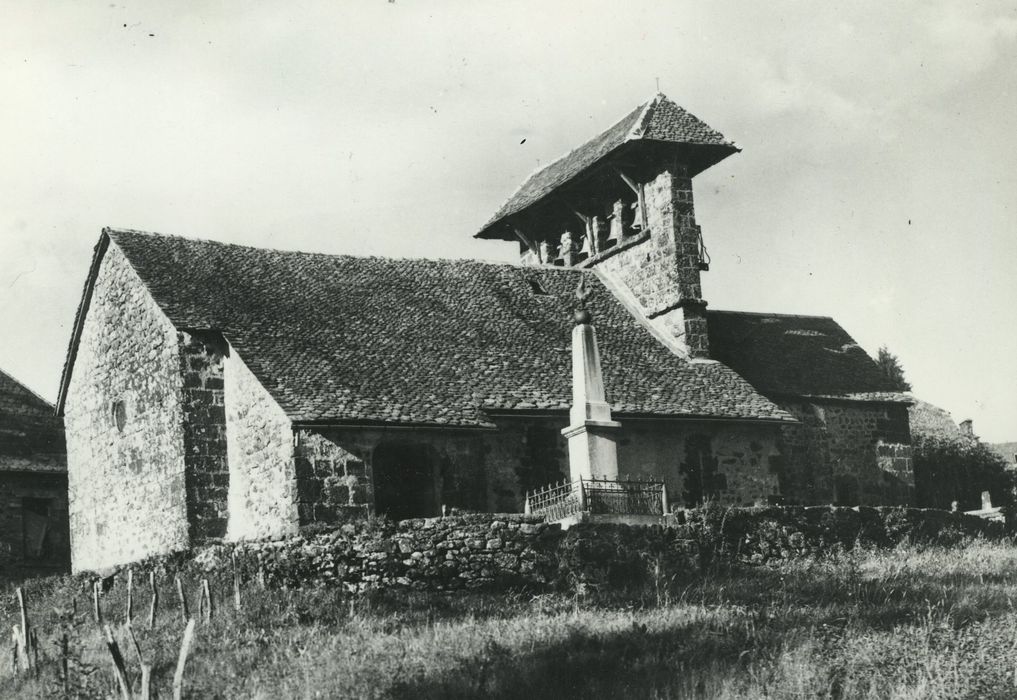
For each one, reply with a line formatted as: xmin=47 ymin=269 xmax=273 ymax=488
xmin=89 ymin=229 xmax=792 ymax=427
xmin=706 ymin=311 xmax=903 ymax=401
xmin=0 ymin=368 xmax=65 ymax=472
xmin=477 ymin=94 xmax=738 ymax=238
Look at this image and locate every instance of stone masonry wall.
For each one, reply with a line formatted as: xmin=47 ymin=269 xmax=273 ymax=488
xmin=178 ymin=331 xmax=229 ymax=541
xmin=223 ymin=348 xmax=297 ymax=541
xmin=293 ymin=429 xmax=373 ymax=525
xmin=291 ymin=424 xmax=534 ymax=524
xmin=778 ymin=400 xmax=913 ymax=506
xmin=617 ymin=421 xmax=782 ymax=507
xmin=63 ymin=243 xmax=190 ymax=572
xmin=295 ymin=417 xmax=779 ymax=524
xmin=105 ymin=507 xmax=1002 ymax=596
xmin=593 ymin=162 xmax=710 ymax=357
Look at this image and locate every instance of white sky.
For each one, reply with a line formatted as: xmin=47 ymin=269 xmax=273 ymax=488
xmin=1 ymin=1 xmax=1014 ymax=441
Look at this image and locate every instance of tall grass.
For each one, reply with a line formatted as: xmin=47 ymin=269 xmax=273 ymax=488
xmin=3 ymin=538 xmax=1017 ymax=698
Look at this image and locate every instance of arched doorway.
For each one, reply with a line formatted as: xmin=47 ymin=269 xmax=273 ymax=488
xmin=372 ymin=443 xmax=439 ymax=520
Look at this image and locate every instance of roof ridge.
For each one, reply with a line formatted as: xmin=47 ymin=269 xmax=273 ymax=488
xmin=625 ymin=92 xmax=662 ymax=141
xmin=480 ymin=96 xmax=656 ymax=229
xmin=105 ymin=227 xmax=596 ymax=270
xmin=708 ymin=309 xmax=837 ymax=321
xmin=0 ymin=366 xmax=54 ymax=409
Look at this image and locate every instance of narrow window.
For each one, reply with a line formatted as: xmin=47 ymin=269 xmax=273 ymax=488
xmin=527 ymin=278 xmax=550 ymax=296
xmin=112 ymin=399 xmax=127 ymax=432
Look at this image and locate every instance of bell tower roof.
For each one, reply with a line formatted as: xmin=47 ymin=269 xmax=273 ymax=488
xmin=476 ymin=94 xmax=739 ymax=241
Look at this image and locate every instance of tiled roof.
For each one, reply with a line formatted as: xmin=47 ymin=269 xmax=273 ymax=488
xmin=0 ymin=368 xmax=53 ymax=418
xmin=907 ymin=397 xmax=965 ymax=440
xmin=0 ymin=368 xmax=65 ymax=472
xmin=477 ymin=94 xmax=739 ymax=239
xmin=65 ymin=229 xmax=793 ymax=427
xmin=706 ymin=311 xmax=905 ymax=401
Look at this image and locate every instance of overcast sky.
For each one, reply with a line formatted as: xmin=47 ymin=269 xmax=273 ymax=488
xmin=1 ymin=1 xmax=1015 ymax=441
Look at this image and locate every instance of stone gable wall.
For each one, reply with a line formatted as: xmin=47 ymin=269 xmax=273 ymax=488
xmin=63 ymin=243 xmax=190 ymax=572
xmin=224 ymin=349 xmax=297 ymax=541
xmin=778 ymin=400 xmax=913 ymax=506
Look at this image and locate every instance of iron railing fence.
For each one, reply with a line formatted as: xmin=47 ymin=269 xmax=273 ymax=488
xmin=584 ymin=477 xmax=666 ymax=516
xmin=524 ymin=478 xmax=583 ymax=522
xmin=524 ymin=476 xmax=667 ymax=521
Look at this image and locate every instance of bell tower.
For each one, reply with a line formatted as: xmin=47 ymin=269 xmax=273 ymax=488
xmin=475 ymin=94 xmax=738 ymax=358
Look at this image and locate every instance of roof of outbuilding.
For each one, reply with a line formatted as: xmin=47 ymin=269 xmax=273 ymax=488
xmin=0 ymin=369 xmax=53 ymax=418
xmin=0 ymin=368 xmax=65 ymax=472
xmin=705 ymin=311 xmax=907 ymax=402
xmin=907 ymin=397 xmax=966 ymax=440
xmin=476 ymin=94 xmax=739 ymax=239
xmin=60 ymin=229 xmax=794 ymax=427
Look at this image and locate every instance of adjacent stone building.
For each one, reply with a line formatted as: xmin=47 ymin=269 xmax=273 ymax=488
xmin=59 ymin=93 xmax=913 ymax=571
xmin=0 ymin=368 xmax=70 ymax=576
xmin=706 ymin=313 xmax=913 ymax=506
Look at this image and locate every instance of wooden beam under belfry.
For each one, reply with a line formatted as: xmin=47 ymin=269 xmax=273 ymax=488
xmin=512 ymin=226 xmax=542 ymax=263
xmin=560 ymin=199 xmax=597 ymax=256
xmin=613 ymin=167 xmax=648 ymax=232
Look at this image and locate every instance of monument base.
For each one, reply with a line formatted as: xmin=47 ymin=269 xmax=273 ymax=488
xmin=561 ymin=420 xmax=622 ymax=481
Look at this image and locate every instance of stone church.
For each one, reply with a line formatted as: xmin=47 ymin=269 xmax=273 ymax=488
xmin=58 ymin=94 xmax=912 ymax=572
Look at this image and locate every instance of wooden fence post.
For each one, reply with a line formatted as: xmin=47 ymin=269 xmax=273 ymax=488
xmin=102 ymin=624 xmax=132 ymax=700
xmin=199 ymin=579 xmax=213 ymax=622
xmin=15 ymin=588 xmax=30 ymax=671
xmin=173 ymin=618 xmax=197 ymax=700
xmin=93 ymin=581 xmax=103 ymax=625
xmin=30 ymin=629 xmax=38 ymax=679
xmin=61 ymin=632 xmax=69 ymax=695
xmin=139 ymin=663 xmax=152 ymax=700
xmin=232 ymin=550 xmax=242 ymax=612
xmin=148 ymin=572 xmax=158 ymax=629
xmin=175 ymin=575 xmax=189 ymax=622
xmin=126 ymin=622 xmax=144 ymax=667
xmin=10 ymin=627 xmax=19 ymax=675
xmin=126 ymin=569 xmax=134 ymax=623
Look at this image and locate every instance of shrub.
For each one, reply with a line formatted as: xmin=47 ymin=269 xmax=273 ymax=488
xmin=913 ymin=433 xmax=1014 ymax=511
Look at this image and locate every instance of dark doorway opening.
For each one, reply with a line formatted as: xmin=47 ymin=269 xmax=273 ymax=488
xmin=680 ymin=434 xmax=723 ymax=506
xmin=834 ymin=475 xmax=860 ymax=506
xmin=372 ymin=443 xmax=439 ymax=520
xmin=22 ymin=497 xmax=53 ymax=561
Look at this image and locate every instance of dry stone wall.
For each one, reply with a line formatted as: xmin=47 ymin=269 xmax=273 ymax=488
xmin=100 ymin=507 xmax=1005 ymax=596
xmin=63 ymin=243 xmax=190 ymax=572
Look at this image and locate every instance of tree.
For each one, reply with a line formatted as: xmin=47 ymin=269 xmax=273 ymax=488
xmin=912 ymin=432 xmax=1015 ymax=511
xmin=877 ymin=345 xmax=912 ymax=391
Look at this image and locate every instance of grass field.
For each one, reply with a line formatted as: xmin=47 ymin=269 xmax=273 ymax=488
xmin=3 ymin=538 xmax=1017 ymax=698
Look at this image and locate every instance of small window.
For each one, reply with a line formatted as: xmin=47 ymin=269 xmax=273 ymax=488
xmin=527 ymin=278 xmax=550 ymax=296
xmin=112 ymin=399 xmax=127 ymax=432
